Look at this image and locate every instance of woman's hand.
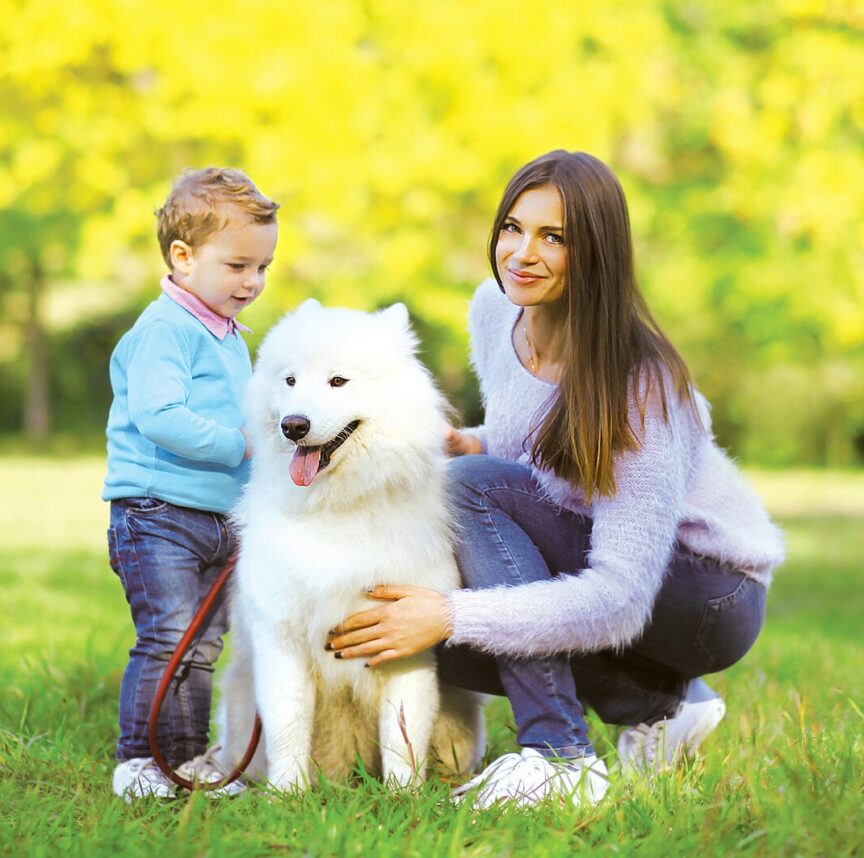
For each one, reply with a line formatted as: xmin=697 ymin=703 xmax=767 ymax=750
xmin=445 ymin=425 xmax=484 ymax=457
xmin=326 ymin=585 xmax=454 ymax=668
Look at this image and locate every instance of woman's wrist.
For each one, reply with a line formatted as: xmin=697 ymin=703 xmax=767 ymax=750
xmin=441 ymin=592 xmax=457 ymax=640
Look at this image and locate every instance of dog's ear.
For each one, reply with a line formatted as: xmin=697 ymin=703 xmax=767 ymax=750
xmin=294 ymin=298 xmax=322 ymax=314
xmin=377 ymin=302 xmax=410 ymax=330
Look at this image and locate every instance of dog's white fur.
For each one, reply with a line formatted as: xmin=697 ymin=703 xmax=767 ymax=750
xmin=216 ymin=300 xmax=483 ymax=790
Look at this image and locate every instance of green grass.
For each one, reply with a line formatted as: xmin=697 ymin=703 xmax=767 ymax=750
xmin=1 ymin=457 xmax=862 ymax=856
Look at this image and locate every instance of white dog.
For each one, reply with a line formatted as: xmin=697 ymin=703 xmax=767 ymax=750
xmin=216 ymin=300 xmax=483 ymax=791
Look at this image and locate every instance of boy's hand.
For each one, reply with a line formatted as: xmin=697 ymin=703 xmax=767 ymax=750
xmin=444 ymin=425 xmax=483 ymax=457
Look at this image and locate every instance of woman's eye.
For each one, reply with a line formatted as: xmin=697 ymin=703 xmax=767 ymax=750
xmin=546 ymin=233 xmax=564 ymax=245
xmin=285 ymin=376 xmax=295 ymax=387
xmin=329 ymin=376 xmax=349 ymax=388
xmin=502 ymin=222 xmax=520 ymax=234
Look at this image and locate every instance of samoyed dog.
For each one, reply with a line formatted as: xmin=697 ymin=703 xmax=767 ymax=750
xmin=216 ymin=300 xmax=484 ymax=791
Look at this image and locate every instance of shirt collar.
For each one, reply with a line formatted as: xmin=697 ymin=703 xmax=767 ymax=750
xmin=160 ymin=275 xmax=251 ymax=340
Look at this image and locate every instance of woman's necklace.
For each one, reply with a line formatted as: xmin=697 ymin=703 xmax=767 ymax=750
xmin=523 ymin=319 xmax=538 ymax=375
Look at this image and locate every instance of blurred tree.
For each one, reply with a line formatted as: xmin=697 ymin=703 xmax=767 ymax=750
xmin=0 ymin=0 xmax=861 ymax=462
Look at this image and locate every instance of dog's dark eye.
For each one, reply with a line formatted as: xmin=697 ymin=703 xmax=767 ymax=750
xmin=285 ymin=376 xmax=296 ymax=387
xmin=329 ymin=376 xmax=348 ymax=388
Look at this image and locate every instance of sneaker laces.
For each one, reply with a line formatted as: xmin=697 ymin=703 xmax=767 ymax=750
xmin=179 ymin=745 xmax=225 ymax=784
xmin=624 ymin=720 xmax=664 ymax=768
xmin=451 ymin=752 xmax=521 ymax=804
xmin=114 ymin=757 xmax=176 ymax=802
xmin=618 ymin=694 xmax=726 ymax=773
xmin=453 ymin=749 xmax=608 ymax=809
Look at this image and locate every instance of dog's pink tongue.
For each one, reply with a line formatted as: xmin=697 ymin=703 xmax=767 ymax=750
xmin=289 ymin=445 xmax=322 ymax=487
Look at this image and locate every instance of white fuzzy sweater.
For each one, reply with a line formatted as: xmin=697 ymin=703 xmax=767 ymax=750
xmin=447 ymin=279 xmax=785 ymax=658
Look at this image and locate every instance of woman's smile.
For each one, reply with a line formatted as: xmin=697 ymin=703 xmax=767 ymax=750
xmin=495 ymin=185 xmax=567 ymax=308
xmin=506 ymin=268 xmax=548 ymax=287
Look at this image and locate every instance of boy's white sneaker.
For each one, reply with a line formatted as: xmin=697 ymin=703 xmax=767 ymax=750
xmin=113 ymin=757 xmax=177 ymax=803
xmin=617 ymin=684 xmax=726 ymax=773
xmin=452 ymin=747 xmax=609 ymax=810
xmin=177 ymin=746 xmax=246 ymax=798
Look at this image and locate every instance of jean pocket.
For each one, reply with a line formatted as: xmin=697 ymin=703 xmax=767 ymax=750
xmin=123 ymin=496 xmax=171 ymax=515
xmin=694 ymin=575 xmax=766 ymax=674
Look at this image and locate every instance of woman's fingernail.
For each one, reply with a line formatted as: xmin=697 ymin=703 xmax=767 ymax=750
xmin=327 ymin=628 xmax=337 ymax=636
xmin=324 ymin=642 xmax=332 ymax=651
xmin=334 ymin=652 xmax=343 ymax=660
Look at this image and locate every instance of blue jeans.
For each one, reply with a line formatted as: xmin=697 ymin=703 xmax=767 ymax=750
xmin=107 ymin=498 xmax=234 ymax=765
xmin=437 ymin=456 xmax=766 ymax=759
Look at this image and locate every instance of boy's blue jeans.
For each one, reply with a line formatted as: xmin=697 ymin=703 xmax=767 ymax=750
xmin=108 ymin=498 xmax=234 ymax=765
xmin=437 ymin=456 xmax=766 ymax=759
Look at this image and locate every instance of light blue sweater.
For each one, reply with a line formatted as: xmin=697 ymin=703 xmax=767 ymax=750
xmin=103 ymin=293 xmax=251 ymax=514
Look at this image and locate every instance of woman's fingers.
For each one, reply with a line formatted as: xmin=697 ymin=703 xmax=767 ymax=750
xmin=365 ymin=584 xmax=424 ymax=601
xmin=365 ymin=650 xmax=401 ymax=668
xmin=329 ymin=606 xmax=384 ymax=636
xmin=327 ymin=587 xmax=452 ymax=664
xmin=326 ymin=625 xmax=380 ymax=651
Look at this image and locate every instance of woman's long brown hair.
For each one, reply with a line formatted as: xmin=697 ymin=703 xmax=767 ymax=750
xmin=489 ymin=151 xmax=699 ymax=499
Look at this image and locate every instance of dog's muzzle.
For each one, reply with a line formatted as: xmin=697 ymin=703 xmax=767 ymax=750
xmin=281 ymin=415 xmax=310 ymax=441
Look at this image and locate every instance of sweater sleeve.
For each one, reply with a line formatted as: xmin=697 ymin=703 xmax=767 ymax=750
xmin=126 ymin=321 xmax=246 ymax=467
xmin=447 ymin=382 xmax=693 ymax=657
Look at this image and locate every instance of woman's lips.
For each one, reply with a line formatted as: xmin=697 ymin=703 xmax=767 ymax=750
xmin=507 ymin=269 xmax=546 ymax=286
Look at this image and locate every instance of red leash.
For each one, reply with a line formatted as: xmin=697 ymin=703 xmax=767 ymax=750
xmin=148 ymin=552 xmax=262 ymax=790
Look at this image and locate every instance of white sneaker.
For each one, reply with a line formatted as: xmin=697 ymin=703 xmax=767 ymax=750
xmin=177 ymin=746 xmax=246 ymax=798
xmin=113 ymin=757 xmax=177 ymax=803
xmin=617 ymin=686 xmax=726 ymax=774
xmin=452 ymin=748 xmax=609 ymax=810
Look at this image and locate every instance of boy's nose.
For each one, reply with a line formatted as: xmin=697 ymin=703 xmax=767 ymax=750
xmin=244 ymin=270 xmax=265 ymax=288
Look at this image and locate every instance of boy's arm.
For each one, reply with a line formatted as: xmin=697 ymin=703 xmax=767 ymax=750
xmin=126 ymin=321 xmax=246 ymax=467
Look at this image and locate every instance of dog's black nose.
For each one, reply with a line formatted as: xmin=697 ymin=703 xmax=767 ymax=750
xmin=281 ymin=416 xmax=311 ymax=441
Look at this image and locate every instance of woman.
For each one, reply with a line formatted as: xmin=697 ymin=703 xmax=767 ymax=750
xmin=325 ymin=151 xmax=785 ymax=809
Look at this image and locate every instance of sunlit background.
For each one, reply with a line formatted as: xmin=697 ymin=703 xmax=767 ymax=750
xmin=1 ymin=0 xmax=862 ymax=465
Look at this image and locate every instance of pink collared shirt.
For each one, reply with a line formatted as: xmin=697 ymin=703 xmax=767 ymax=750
xmin=161 ymin=275 xmax=251 ymax=340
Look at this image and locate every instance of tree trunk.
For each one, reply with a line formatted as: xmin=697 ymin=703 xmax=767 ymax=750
xmin=23 ymin=256 xmax=49 ymax=440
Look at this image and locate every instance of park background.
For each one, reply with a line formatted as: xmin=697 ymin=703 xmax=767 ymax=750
xmin=1 ymin=1 xmax=862 ymax=855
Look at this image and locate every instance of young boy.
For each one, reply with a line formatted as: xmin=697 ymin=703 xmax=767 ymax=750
xmin=103 ymin=167 xmax=279 ymax=801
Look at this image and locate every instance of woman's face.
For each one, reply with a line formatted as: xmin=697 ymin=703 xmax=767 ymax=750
xmin=495 ymin=184 xmax=567 ymax=309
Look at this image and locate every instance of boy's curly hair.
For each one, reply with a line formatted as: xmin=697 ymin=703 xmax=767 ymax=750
xmin=156 ymin=167 xmax=280 ymax=266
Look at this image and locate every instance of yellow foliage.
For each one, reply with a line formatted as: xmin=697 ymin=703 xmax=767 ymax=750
xmin=0 ymin=0 xmax=861 ymax=425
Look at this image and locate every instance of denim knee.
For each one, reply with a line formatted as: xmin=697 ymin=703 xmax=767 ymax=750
xmin=446 ymin=454 xmax=492 ymax=507
xmin=447 ymin=455 xmax=537 ymax=507
xmin=133 ymin=623 xmax=224 ymax=670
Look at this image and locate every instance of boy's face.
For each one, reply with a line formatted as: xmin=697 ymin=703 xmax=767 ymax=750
xmin=170 ymin=217 xmax=278 ymax=318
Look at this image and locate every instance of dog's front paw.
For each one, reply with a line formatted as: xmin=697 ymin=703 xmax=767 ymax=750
xmin=268 ymin=766 xmax=311 ymax=794
xmin=383 ymin=763 xmax=424 ymax=792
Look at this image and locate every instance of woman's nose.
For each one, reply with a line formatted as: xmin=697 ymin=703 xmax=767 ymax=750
xmin=515 ymin=234 xmax=540 ymax=264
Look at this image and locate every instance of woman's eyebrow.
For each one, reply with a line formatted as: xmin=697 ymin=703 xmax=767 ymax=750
xmin=504 ymin=216 xmax=563 ymax=231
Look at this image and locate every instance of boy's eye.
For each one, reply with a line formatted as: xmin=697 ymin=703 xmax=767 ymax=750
xmin=329 ymin=376 xmax=348 ymax=388
xmin=285 ymin=376 xmax=296 ymax=387
xmin=258 ymin=264 xmax=269 ymax=273
xmin=228 ymin=263 xmax=245 ymax=271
